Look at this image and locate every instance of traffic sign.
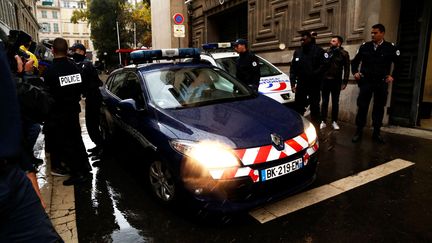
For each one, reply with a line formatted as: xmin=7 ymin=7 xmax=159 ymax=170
xmin=173 ymin=13 xmax=184 ymax=25
xmin=173 ymin=25 xmax=185 ymax=38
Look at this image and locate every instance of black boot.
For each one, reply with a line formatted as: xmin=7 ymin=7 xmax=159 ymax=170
xmin=372 ymin=128 xmax=385 ymax=144
xmin=352 ymin=127 xmax=363 ymax=143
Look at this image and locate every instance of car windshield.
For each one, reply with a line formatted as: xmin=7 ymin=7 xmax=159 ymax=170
xmin=215 ymin=56 xmax=282 ymax=78
xmin=142 ymin=66 xmax=253 ymax=109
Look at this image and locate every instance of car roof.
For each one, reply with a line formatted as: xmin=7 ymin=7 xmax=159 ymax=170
xmin=203 ymin=52 xmax=239 ymax=59
xmin=112 ymin=62 xmax=215 ymax=74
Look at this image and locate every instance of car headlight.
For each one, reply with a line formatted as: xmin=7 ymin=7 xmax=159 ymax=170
xmin=170 ymin=140 xmax=240 ymax=169
xmin=302 ymin=117 xmax=317 ymax=145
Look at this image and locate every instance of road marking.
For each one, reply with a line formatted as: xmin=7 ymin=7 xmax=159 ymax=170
xmin=249 ymin=158 xmax=414 ymax=223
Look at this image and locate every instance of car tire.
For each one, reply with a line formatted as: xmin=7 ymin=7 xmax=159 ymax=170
xmin=148 ymin=158 xmax=178 ymax=203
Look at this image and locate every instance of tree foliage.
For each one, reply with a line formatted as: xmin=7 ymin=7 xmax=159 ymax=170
xmin=123 ymin=2 xmax=152 ymax=48
xmin=71 ymin=0 xmax=151 ymax=66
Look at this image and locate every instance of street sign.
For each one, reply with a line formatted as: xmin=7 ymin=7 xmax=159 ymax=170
xmin=173 ymin=13 xmax=184 ymax=25
xmin=173 ymin=25 xmax=185 ymax=38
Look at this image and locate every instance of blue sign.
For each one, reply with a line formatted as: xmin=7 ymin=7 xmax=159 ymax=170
xmin=173 ymin=13 xmax=184 ymax=25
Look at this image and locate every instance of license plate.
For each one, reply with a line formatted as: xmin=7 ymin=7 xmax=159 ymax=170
xmin=261 ymin=158 xmax=303 ymax=182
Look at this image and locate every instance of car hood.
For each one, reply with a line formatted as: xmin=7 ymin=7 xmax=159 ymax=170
xmin=156 ymin=96 xmax=304 ymax=149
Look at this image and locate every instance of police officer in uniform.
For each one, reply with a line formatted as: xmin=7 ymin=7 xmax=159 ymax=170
xmin=43 ymin=38 xmax=91 ymax=185
xmin=320 ymin=35 xmax=350 ymax=130
xmin=351 ymin=24 xmax=400 ymax=143
xmin=290 ymin=31 xmax=325 ymax=129
xmin=233 ymin=39 xmax=261 ymax=91
xmin=71 ymin=43 xmax=103 ymax=158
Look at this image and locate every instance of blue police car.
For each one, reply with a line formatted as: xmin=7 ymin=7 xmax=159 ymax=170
xmin=99 ymin=48 xmax=318 ymax=212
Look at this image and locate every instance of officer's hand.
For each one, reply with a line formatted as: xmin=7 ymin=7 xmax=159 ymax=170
xmin=341 ymin=84 xmax=347 ymax=90
xmin=354 ymin=72 xmax=361 ymax=80
xmin=385 ymin=75 xmax=394 ymax=83
xmin=292 ymin=86 xmax=296 ymax=93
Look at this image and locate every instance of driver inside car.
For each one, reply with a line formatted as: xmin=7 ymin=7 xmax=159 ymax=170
xmin=177 ymin=69 xmax=212 ymax=101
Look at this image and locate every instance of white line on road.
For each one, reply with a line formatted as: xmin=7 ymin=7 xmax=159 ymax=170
xmin=249 ymin=158 xmax=415 ymax=223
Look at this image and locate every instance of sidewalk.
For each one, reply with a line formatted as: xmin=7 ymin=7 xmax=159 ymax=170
xmin=35 ymin=121 xmax=432 ymax=243
xmin=36 ymin=101 xmax=95 ymax=243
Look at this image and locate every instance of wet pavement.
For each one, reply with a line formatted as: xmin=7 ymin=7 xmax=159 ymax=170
xmin=34 ymin=80 xmax=432 ymax=242
xmin=67 ymin=122 xmax=432 ymax=242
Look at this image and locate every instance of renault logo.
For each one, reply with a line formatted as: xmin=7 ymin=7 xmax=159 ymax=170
xmin=271 ymin=133 xmax=284 ymax=151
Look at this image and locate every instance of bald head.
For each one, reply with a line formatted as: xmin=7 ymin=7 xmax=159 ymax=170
xmin=52 ymin=38 xmax=68 ymax=57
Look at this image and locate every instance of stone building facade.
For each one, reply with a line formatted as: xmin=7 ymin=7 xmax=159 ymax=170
xmin=153 ymin=0 xmax=432 ymax=128
xmin=0 ymin=0 xmax=39 ymax=40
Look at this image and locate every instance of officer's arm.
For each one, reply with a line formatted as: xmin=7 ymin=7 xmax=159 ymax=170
xmin=314 ymin=47 xmax=326 ymax=76
xmin=386 ymin=45 xmax=400 ymax=83
xmin=343 ymin=51 xmax=350 ymax=84
xmin=289 ymin=52 xmax=298 ymax=89
xmin=351 ymin=45 xmax=363 ymax=80
xmin=252 ymin=55 xmax=261 ymax=85
xmin=88 ymin=63 xmax=103 ymax=86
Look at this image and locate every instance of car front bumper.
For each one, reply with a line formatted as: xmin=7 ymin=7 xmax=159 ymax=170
xmin=182 ymin=151 xmax=318 ymax=212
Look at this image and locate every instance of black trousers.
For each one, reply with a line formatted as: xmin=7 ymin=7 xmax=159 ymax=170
xmin=294 ymin=84 xmax=321 ymax=127
xmin=85 ymin=97 xmax=103 ymax=148
xmin=45 ymin=112 xmax=90 ymax=176
xmin=355 ymin=80 xmax=388 ymax=129
xmin=321 ymin=78 xmax=342 ymax=122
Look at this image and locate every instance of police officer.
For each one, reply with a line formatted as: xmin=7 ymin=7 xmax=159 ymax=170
xmin=351 ymin=24 xmax=400 ymax=143
xmin=43 ymin=38 xmax=91 ymax=185
xmin=320 ymin=35 xmax=350 ymax=130
xmin=290 ymin=31 xmax=325 ymax=129
xmin=71 ymin=43 xmax=103 ymax=158
xmin=233 ymin=39 xmax=260 ymax=91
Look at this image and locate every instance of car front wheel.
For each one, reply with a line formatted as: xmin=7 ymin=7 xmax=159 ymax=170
xmin=148 ymin=159 xmax=177 ymax=202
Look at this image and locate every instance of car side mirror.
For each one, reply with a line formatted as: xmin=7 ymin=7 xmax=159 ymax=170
xmin=118 ymin=98 xmax=146 ymax=112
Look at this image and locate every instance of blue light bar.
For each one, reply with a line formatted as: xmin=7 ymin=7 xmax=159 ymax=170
xmin=202 ymin=42 xmax=233 ymax=50
xmin=130 ymin=48 xmax=200 ymax=63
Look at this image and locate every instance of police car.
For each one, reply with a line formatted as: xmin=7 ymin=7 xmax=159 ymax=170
xmin=197 ymin=42 xmax=295 ymax=104
xmin=99 ymin=48 xmax=318 ymax=212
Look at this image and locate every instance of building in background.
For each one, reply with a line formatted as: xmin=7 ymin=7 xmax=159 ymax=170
xmin=152 ymin=0 xmax=432 ymax=130
xmin=0 ymin=0 xmax=39 ymax=40
xmin=36 ymin=0 xmax=95 ymax=61
xmin=36 ymin=0 xmax=62 ymax=42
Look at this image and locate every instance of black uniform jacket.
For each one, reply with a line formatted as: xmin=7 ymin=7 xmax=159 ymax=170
xmin=73 ymin=54 xmax=102 ymax=101
xmin=43 ymin=57 xmax=83 ymax=113
xmin=351 ymin=40 xmax=400 ymax=81
xmin=236 ymin=51 xmax=261 ymax=87
xmin=290 ymin=44 xmax=325 ymax=88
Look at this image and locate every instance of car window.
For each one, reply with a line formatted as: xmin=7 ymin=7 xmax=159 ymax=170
xmin=142 ymin=66 xmax=252 ymax=109
xmin=120 ymin=73 xmax=145 ymax=107
xmin=257 ymin=57 xmax=282 ymax=77
xmin=215 ymin=57 xmax=237 ymax=76
xmin=215 ymin=56 xmax=282 ymax=78
xmin=108 ymin=72 xmax=128 ymax=95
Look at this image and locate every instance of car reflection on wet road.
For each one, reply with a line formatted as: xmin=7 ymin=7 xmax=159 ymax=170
xmin=74 ymin=123 xmax=432 ymax=243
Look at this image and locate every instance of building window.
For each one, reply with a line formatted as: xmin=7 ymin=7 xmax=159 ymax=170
xmin=63 ymin=1 xmax=70 ymax=8
xmin=41 ymin=23 xmax=50 ymax=33
xmin=75 ymin=40 xmax=81 ymax=44
xmin=53 ymin=23 xmax=59 ymax=33
xmin=52 ymin=11 xmax=58 ymax=19
xmin=41 ymin=10 xmax=47 ymax=18
xmin=84 ymin=40 xmax=89 ymax=49
xmin=78 ymin=1 xmax=85 ymax=9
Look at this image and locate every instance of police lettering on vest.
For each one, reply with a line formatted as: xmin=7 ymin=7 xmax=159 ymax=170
xmin=59 ymin=73 xmax=82 ymax=87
